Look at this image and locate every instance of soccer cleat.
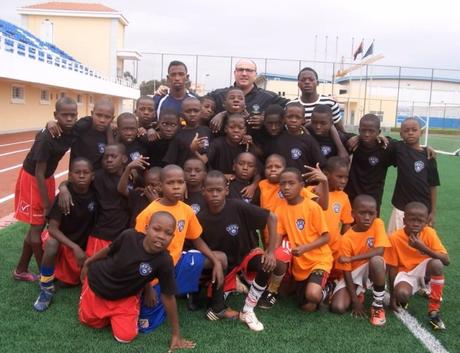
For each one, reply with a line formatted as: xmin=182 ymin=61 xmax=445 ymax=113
xmin=12 ymin=270 xmax=39 ymax=282
xmin=370 ymin=306 xmax=386 ymax=326
xmin=321 ymin=281 xmax=335 ymax=304
xmin=258 ymin=291 xmax=277 ymax=310
xmin=429 ymin=311 xmax=446 ymax=330
xmin=239 ymin=311 xmax=264 ymax=331
xmin=33 ymin=289 xmax=54 ymax=312
xmin=206 ymin=307 xmax=239 ymax=321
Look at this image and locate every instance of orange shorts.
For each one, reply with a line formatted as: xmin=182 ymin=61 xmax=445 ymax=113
xmin=86 ymin=236 xmax=111 ymax=257
xmin=14 ymin=168 xmax=55 ymax=225
xmin=41 ymin=230 xmax=81 ymax=285
xmin=79 ymin=279 xmax=140 ymax=343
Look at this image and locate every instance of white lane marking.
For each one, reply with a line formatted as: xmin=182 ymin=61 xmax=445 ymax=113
xmin=0 ymin=164 xmax=22 ymax=173
xmin=0 ymin=170 xmax=68 ymax=204
xmin=0 ymin=148 xmax=30 ymax=157
xmin=395 ymin=309 xmax=449 ymax=353
xmin=0 ymin=139 xmax=34 ymax=147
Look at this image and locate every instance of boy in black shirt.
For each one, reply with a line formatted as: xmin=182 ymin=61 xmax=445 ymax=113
xmin=146 ymin=108 xmax=180 ymax=167
xmin=388 ymin=118 xmax=440 ymax=233
xmin=79 ymin=211 xmax=196 ymax=350
xmin=308 ymin=105 xmax=349 ymax=160
xmin=34 ymin=158 xmax=96 ymax=311
xmin=198 ymin=171 xmax=277 ymax=331
xmin=184 ymin=158 xmax=207 ymax=215
xmin=163 ymin=97 xmax=212 ymax=167
xmin=135 ymin=95 xmax=156 ymax=130
xmin=228 ymin=152 xmax=261 ymax=205
xmin=253 ymin=104 xmax=284 ymax=159
xmin=265 ymin=102 xmax=325 ymax=173
xmin=116 ymin=112 xmax=147 ymax=164
xmin=14 ymin=97 xmax=78 ymax=282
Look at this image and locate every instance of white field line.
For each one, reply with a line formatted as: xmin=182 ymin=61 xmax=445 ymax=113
xmin=0 ymin=139 xmax=34 ymax=148
xmin=0 ymin=170 xmax=68 ymax=204
xmin=0 ymin=164 xmax=22 ymax=173
xmin=395 ymin=309 xmax=449 ymax=353
xmin=0 ymin=148 xmax=30 ymax=157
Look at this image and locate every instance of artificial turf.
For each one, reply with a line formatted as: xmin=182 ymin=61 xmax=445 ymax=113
xmin=0 ymin=155 xmax=458 ymax=353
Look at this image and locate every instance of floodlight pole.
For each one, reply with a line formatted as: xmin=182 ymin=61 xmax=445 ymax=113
xmin=425 ymin=69 xmax=434 ymax=146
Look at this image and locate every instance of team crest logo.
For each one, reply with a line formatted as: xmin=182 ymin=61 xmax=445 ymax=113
xmin=251 ymin=104 xmax=261 ymax=114
xmin=139 ymin=262 xmax=153 ymax=276
xmin=226 ymin=224 xmax=239 ymax=236
xmin=332 ymin=202 xmax=341 ymax=213
xmin=243 ymin=197 xmax=251 ymax=203
xmin=296 ymin=219 xmax=305 ymax=230
xmin=87 ymin=201 xmax=95 ymax=212
xmin=278 ymin=190 xmax=285 ymax=199
xmin=97 ymin=143 xmax=105 ymax=154
xmin=368 ymin=156 xmax=379 ymax=166
xmin=291 ymin=148 xmax=302 ymax=160
xmin=177 ymin=220 xmax=185 ymax=232
xmin=130 ymin=151 xmax=141 ymax=161
xmin=367 ymin=237 xmax=375 ymax=248
xmin=414 ymin=161 xmax=425 ymax=173
xmin=321 ymin=145 xmax=332 ymax=156
xmin=191 ymin=204 xmax=201 ymax=214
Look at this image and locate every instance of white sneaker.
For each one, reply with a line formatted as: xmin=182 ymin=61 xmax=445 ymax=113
xmin=239 ymin=311 xmax=264 ymax=331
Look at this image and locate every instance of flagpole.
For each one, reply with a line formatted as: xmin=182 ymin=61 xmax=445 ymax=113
xmin=351 ymin=37 xmax=355 ymax=61
xmin=314 ymin=34 xmax=318 ymax=61
xmin=325 ymin=35 xmax=328 ymax=61
xmin=335 ymin=35 xmax=339 ymax=63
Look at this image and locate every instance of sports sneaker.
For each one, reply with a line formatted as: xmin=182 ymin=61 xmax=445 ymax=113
xmin=370 ymin=306 xmax=386 ymax=326
xmin=13 ymin=270 xmax=39 ymax=282
xmin=258 ymin=291 xmax=277 ymax=310
xmin=429 ymin=311 xmax=446 ymax=330
xmin=33 ymin=289 xmax=54 ymax=312
xmin=321 ymin=281 xmax=335 ymax=303
xmin=206 ymin=307 xmax=239 ymax=321
xmin=239 ymin=311 xmax=264 ymax=331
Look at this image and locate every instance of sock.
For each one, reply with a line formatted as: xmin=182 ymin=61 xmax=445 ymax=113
xmin=40 ymin=265 xmax=55 ymax=291
xmin=267 ymin=273 xmax=285 ymax=294
xmin=211 ymin=283 xmax=226 ymax=312
xmin=428 ymin=275 xmax=444 ymax=313
xmin=242 ymin=280 xmax=266 ymax=313
xmin=372 ymin=284 xmax=385 ymax=308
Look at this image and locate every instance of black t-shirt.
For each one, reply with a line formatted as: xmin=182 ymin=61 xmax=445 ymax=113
xmin=264 ymin=131 xmax=325 ymax=172
xmin=228 ymin=179 xmax=261 ymax=206
xmin=87 ymin=229 xmax=176 ymax=300
xmin=145 ymin=138 xmax=171 ymax=168
xmin=70 ymin=117 xmax=108 ymax=170
xmin=345 ymin=140 xmax=396 ymax=209
xmin=163 ymin=126 xmax=212 ymax=167
xmin=47 ymin=184 xmax=96 ymax=248
xmin=23 ymin=129 xmax=74 ymax=178
xmin=209 ymin=84 xmax=289 ymax=114
xmin=124 ymin=139 xmax=148 ymax=164
xmin=307 ymin=127 xmax=350 ymax=159
xmin=198 ymin=199 xmax=268 ymax=270
xmin=91 ymin=169 xmax=130 ymax=241
xmin=185 ymin=190 xmax=206 ymax=215
xmin=207 ymin=136 xmax=258 ymax=174
xmin=392 ymin=141 xmax=440 ymax=211
xmin=127 ymin=189 xmax=151 ymax=228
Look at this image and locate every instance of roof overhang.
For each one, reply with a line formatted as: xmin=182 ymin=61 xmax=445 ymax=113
xmin=117 ymin=50 xmax=142 ymax=61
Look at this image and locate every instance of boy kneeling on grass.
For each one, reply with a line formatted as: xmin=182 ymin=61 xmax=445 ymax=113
xmin=79 ymin=211 xmax=195 ymax=351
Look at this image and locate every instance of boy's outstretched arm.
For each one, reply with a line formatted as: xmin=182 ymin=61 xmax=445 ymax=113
xmin=80 ymin=246 xmax=111 ymax=282
xmin=262 ymin=212 xmax=277 ymax=272
xmin=344 ymin=270 xmax=365 ymax=318
xmin=339 ymin=247 xmax=384 ymax=264
xmin=291 ymin=232 xmax=330 ymax=257
xmin=330 ymin=125 xmax=349 ymax=162
xmin=161 ymin=293 xmax=196 ymax=352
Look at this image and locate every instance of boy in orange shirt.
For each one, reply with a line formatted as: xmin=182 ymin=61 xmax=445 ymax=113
xmin=323 ymin=157 xmax=354 ymax=261
xmin=135 ymin=164 xmax=224 ymax=333
xmin=386 ymin=201 xmax=449 ymax=330
xmin=275 ymin=168 xmax=332 ymax=312
xmin=330 ymin=195 xmax=390 ymax=326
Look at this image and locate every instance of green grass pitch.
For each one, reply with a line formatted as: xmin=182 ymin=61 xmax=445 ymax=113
xmin=0 ymin=155 xmax=459 ymax=353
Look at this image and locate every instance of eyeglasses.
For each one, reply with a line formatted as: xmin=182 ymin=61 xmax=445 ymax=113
xmin=235 ymin=68 xmax=256 ymax=73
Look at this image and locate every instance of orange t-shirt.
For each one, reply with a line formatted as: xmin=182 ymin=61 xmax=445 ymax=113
xmin=384 ymin=226 xmax=447 ymax=273
xmin=335 ymin=218 xmax=390 ymax=272
xmin=135 ymin=200 xmax=202 ymax=265
xmin=275 ymin=197 xmax=332 ymax=281
xmin=325 ymin=190 xmax=354 ymax=258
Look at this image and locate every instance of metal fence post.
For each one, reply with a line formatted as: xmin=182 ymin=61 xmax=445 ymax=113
xmin=395 ymin=66 xmax=402 ymax=127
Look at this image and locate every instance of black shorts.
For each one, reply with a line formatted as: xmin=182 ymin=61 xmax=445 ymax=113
xmin=295 ymin=270 xmax=329 ymax=306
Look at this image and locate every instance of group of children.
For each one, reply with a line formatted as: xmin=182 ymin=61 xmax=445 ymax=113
xmin=12 ymin=62 xmax=449 ymax=350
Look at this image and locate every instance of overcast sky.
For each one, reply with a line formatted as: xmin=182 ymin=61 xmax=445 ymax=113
xmin=4 ymin=0 xmax=460 ymax=85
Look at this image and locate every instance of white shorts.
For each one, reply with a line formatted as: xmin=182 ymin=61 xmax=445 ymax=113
xmin=333 ymin=263 xmax=373 ymax=296
xmin=387 ymin=207 xmax=404 ymax=235
xmin=394 ymin=258 xmax=431 ymax=295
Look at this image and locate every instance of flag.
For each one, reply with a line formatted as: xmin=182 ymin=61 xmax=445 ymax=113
xmin=353 ymin=40 xmax=363 ymax=61
xmin=363 ymin=42 xmax=374 ymax=58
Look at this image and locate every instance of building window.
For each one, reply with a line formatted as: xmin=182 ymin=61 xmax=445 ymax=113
xmin=40 ymin=89 xmax=50 ymax=104
xmin=369 ymin=111 xmax=384 ymax=122
xmin=77 ymin=94 xmax=83 ymax=104
xmin=41 ymin=19 xmax=53 ymax=43
xmin=11 ymin=85 xmax=25 ymax=103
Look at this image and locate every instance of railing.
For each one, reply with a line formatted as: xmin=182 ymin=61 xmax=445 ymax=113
xmin=0 ymin=33 xmax=138 ymax=89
